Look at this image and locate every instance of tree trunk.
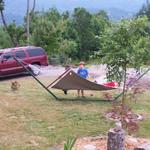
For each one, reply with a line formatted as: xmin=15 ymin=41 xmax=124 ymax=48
xmin=0 ymin=10 xmax=7 ymax=28
xmin=107 ymin=128 xmax=125 ymax=150
xmin=29 ymin=0 xmax=36 ymax=22
xmin=26 ymin=0 xmax=30 ymax=45
xmin=0 ymin=10 xmax=17 ymax=46
xmin=122 ymin=65 xmax=127 ymax=105
xmin=31 ymin=0 xmax=36 ymax=13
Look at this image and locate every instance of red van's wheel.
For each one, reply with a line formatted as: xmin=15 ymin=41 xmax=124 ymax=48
xmin=32 ymin=62 xmax=41 ymax=68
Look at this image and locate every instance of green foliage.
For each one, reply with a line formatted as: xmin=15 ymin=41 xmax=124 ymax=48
xmin=0 ymin=6 xmax=110 ymax=60
xmin=98 ymin=16 xmax=150 ymax=83
xmin=7 ymin=22 xmax=26 ymax=46
xmin=1 ymin=6 xmax=150 ymax=65
xmin=0 ymin=27 xmax=12 ymax=48
xmin=64 ymin=138 xmax=76 ymax=150
xmin=137 ymin=0 xmax=150 ymax=21
xmin=58 ymin=39 xmax=77 ymax=58
xmin=133 ymin=37 xmax=150 ymax=65
xmin=31 ymin=11 xmax=61 ymax=55
xmin=27 ymin=7 xmax=110 ymax=61
xmin=91 ymin=10 xmax=110 ymax=35
xmin=72 ymin=8 xmax=109 ymax=60
xmin=30 ymin=9 xmax=73 ymax=57
xmin=0 ymin=0 xmax=4 ymax=11
xmin=73 ymin=8 xmax=93 ymax=59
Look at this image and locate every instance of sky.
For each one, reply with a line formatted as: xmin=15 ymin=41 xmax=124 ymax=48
xmin=2 ymin=0 xmax=147 ymax=24
xmin=5 ymin=0 xmax=147 ymax=14
xmin=37 ymin=0 xmax=146 ymax=11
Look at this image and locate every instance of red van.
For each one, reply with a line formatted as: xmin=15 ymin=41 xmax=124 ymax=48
xmin=0 ymin=46 xmax=49 ymax=77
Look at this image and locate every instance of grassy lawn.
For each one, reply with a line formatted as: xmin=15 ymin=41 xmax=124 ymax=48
xmin=0 ymin=76 xmax=150 ymax=150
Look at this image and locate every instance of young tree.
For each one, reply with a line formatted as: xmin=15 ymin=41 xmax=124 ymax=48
xmin=98 ymin=17 xmax=150 ymax=147
xmin=97 ymin=16 xmax=150 ymax=103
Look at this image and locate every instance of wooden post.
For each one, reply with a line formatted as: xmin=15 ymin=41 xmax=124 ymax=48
xmin=107 ymin=128 xmax=125 ymax=150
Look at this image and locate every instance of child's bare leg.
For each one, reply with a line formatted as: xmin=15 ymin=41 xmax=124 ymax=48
xmin=77 ymin=90 xmax=80 ymax=97
xmin=81 ymin=90 xmax=84 ymax=97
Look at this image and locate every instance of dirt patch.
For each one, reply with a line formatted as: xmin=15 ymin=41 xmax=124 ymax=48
xmin=73 ymin=136 xmax=150 ymax=150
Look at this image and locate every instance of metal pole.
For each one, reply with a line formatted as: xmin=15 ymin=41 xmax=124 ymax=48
xmin=27 ymin=0 xmax=30 ymax=45
xmin=13 ymin=56 xmax=59 ymax=100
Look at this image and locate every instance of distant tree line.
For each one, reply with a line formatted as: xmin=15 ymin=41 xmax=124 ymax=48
xmin=0 ymin=0 xmax=150 ymax=63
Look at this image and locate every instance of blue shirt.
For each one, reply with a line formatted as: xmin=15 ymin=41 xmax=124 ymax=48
xmin=77 ymin=68 xmax=88 ymax=79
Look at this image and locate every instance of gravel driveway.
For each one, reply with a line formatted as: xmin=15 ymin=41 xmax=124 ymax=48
xmin=37 ymin=65 xmax=150 ymax=89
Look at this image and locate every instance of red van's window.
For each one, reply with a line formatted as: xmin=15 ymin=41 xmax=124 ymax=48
xmin=27 ymin=48 xmax=45 ymax=57
xmin=15 ymin=51 xmax=26 ymax=58
xmin=0 ymin=53 xmax=3 ymax=59
xmin=3 ymin=52 xmax=13 ymax=61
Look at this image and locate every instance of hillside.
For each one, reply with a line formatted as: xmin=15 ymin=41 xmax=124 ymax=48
xmin=0 ymin=0 xmax=146 ymax=24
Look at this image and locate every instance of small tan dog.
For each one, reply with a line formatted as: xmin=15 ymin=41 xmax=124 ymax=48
xmin=11 ymin=81 xmax=20 ymax=92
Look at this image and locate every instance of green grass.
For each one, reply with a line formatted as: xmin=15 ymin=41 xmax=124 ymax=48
xmin=0 ymin=76 xmax=150 ymax=149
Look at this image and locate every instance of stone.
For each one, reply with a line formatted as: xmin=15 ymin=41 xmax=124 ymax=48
xmin=127 ymin=136 xmax=138 ymax=143
xmin=84 ymin=144 xmax=96 ymax=150
xmin=134 ymin=142 xmax=150 ymax=150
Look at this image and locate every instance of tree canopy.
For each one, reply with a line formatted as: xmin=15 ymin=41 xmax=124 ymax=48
xmin=0 ymin=6 xmax=150 ymax=66
xmin=137 ymin=0 xmax=150 ymax=21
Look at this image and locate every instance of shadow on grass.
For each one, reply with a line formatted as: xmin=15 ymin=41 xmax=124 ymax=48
xmin=57 ymin=97 xmax=112 ymax=103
